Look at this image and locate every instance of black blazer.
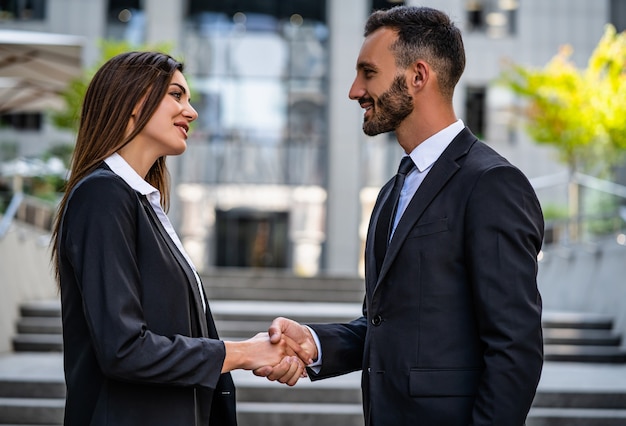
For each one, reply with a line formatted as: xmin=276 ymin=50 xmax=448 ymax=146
xmin=58 ymin=164 xmax=237 ymax=426
xmin=309 ymin=128 xmax=544 ymax=426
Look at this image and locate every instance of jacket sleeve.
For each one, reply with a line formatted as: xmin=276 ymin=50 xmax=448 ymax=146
xmin=306 ymin=311 xmax=367 ymax=380
xmin=62 ymin=172 xmax=225 ymax=389
xmin=464 ymin=164 xmax=544 ymax=424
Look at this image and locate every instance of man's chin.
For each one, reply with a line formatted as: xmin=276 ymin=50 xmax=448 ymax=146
xmin=363 ymin=123 xmax=390 ymax=137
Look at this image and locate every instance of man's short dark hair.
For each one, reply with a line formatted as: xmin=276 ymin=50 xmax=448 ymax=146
xmin=365 ymin=6 xmax=466 ymax=99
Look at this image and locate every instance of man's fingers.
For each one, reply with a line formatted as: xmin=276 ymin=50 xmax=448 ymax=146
xmin=268 ymin=317 xmax=287 ymax=343
xmin=253 ymin=366 xmax=272 ymax=378
xmin=282 ymin=333 xmax=313 ymax=365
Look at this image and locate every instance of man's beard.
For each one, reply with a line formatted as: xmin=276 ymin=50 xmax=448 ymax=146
xmin=362 ymin=75 xmax=413 ymax=136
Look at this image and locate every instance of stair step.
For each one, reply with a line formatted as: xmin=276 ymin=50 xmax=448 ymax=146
xmin=233 ymin=371 xmax=362 ymax=405
xmin=16 ymin=318 xmax=62 ymax=335
xmin=201 ymin=271 xmax=364 ymax=305
xmin=19 ymin=302 xmax=61 ymax=319
xmin=527 ymin=407 xmax=626 ymax=426
xmin=12 ymin=335 xmax=63 ymax=352
xmin=216 ymin=321 xmax=283 ymax=339
xmin=533 ymin=390 xmax=626 ymax=409
xmin=0 ymin=398 xmax=64 ymax=425
xmin=544 ymin=345 xmax=626 ymax=363
xmin=542 ymin=312 xmax=614 ymax=330
xmin=0 ymin=379 xmax=65 ymax=399
xmin=211 ymin=300 xmax=361 ymax=321
xmin=236 ymin=402 xmax=363 ymax=426
xmin=543 ymin=328 xmax=622 ymax=346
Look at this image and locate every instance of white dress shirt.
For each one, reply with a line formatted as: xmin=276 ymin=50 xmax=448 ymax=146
xmin=309 ymin=119 xmax=465 ymax=369
xmin=391 ymin=119 xmax=465 ymax=238
xmin=104 ymin=153 xmax=206 ymax=312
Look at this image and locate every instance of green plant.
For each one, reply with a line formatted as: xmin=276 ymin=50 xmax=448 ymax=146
xmin=499 ymin=25 xmax=626 ymax=176
xmin=541 ymin=203 xmax=569 ymax=221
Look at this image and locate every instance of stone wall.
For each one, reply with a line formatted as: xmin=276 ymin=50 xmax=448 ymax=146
xmin=0 ymin=221 xmax=57 ymax=353
xmin=538 ymin=236 xmax=626 ymax=347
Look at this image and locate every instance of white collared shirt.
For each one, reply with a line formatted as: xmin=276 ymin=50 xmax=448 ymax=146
xmin=104 ymin=153 xmax=206 ymax=312
xmin=391 ymin=119 xmax=465 ymax=238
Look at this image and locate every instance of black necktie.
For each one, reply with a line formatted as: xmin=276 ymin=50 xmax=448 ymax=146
xmin=375 ymin=156 xmax=415 ymax=274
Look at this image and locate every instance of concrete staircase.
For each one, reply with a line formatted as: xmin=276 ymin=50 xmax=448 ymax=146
xmin=529 ymin=386 xmax=626 ymax=426
xmin=0 ymin=353 xmax=65 ymax=426
xmin=543 ymin=311 xmax=626 ymax=363
xmin=12 ymin=301 xmax=62 ymax=353
xmin=3 ymin=270 xmax=626 ymax=425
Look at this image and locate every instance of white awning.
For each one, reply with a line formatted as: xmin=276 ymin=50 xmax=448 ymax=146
xmin=0 ymin=29 xmax=84 ymax=113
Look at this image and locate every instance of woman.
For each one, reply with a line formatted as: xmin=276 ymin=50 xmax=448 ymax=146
xmin=51 ymin=51 xmax=304 ymax=426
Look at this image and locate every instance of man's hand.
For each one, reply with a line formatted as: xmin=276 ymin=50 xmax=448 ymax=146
xmin=253 ymin=317 xmax=318 ymax=383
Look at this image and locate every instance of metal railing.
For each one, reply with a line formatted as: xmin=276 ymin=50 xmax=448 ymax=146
xmin=0 ymin=192 xmax=56 ymax=239
xmin=531 ymin=172 xmax=626 ymax=246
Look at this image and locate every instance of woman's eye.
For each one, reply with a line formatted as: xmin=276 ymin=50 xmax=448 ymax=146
xmin=171 ymin=91 xmax=182 ymax=100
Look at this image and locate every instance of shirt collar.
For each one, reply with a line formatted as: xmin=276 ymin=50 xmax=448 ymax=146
xmin=104 ymin=152 xmax=158 ymax=196
xmin=408 ymin=119 xmax=465 ymax=172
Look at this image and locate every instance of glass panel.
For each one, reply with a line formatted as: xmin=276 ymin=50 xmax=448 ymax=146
xmin=106 ymin=0 xmax=143 ymax=42
xmin=0 ymin=0 xmax=46 ymax=21
xmin=465 ymin=0 xmax=518 ymax=37
xmin=215 ymin=209 xmax=289 ymax=268
xmin=181 ymin=3 xmax=328 ymax=186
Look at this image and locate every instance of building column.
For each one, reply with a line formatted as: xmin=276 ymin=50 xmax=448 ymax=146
xmin=144 ymin=0 xmax=184 ymax=48
xmin=324 ymin=0 xmax=369 ymax=276
xmin=48 ymin=0 xmax=107 ymax=66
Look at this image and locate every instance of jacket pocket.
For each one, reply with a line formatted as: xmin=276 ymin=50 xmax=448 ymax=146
xmin=409 ymin=368 xmax=481 ymax=397
xmin=406 ymin=218 xmax=448 ymax=239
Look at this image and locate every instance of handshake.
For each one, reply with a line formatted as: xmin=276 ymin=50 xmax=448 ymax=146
xmin=222 ymin=317 xmax=317 ymax=386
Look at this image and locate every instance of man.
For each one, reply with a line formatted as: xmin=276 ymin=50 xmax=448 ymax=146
xmin=258 ymin=6 xmax=544 ymax=425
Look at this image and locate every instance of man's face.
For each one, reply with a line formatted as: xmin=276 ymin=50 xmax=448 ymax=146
xmin=349 ymin=28 xmax=414 ymax=136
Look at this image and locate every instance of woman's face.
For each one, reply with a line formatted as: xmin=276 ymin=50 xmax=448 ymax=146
xmin=132 ymin=70 xmax=198 ymax=158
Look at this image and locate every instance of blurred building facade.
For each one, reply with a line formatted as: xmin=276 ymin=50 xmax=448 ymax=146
xmin=1 ymin=0 xmax=624 ymax=277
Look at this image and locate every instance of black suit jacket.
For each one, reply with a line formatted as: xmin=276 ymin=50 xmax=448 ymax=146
xmin=309 ymin=128 xmax=544 ymax=426
xmin=58 ymin=164 xmax=237 ymax=426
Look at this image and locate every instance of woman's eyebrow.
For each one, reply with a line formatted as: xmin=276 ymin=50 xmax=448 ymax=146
xmin=170 ymin=82 xmax=187 ymax=93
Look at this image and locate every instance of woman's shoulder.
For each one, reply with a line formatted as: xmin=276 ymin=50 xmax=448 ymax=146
xmin=69 ymin=163 xmax=135 ymax=204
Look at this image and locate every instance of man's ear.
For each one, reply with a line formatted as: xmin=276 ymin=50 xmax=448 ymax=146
xmin=410 ymin=60 xmax=429 ymax=90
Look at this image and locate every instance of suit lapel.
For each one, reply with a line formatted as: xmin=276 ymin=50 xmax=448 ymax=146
xmin=372 ymin=128 xmax=478 ymax=293
xmin=139 ymin=196 xmax=210 ymax=337
xmin=365 ymin=179 xmax=395 ymax=290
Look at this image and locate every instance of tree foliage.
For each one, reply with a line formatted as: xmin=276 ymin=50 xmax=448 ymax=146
xmin=500 ymin=25 xmax=626 ymax=175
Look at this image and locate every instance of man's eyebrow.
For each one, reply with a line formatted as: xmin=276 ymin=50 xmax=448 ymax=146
xmin=357 ymin=61 xmax=376 ymax=71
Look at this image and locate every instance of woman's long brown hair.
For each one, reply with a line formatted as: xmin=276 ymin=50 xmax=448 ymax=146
xmin=50 ymin=51 xmax=184 ymax=284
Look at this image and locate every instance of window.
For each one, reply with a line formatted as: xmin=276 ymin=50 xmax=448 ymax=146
xmin=181 ymin=0 xmax=329 ymax=186
xmin=215 ymin=209 xmax=289 ymax=268
xmin=0 ymin=0 xmax=46 ymax=20
xmin=610 ymin=0 xmax=626 ymax=32
xmin=466 ymin=0 xmax=517 ymax=38
xmin=371 ymin=0 xmax=404 ymax=12
xmin=106 ymin=0 xmax=143 ymax=42
xmin=0 ymin=112 xmax=42 ymax=130
xmin=465 ymin=86 xmax=486 ymax=139
xmin=188 ymin=0 xmax=325 ymax=22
